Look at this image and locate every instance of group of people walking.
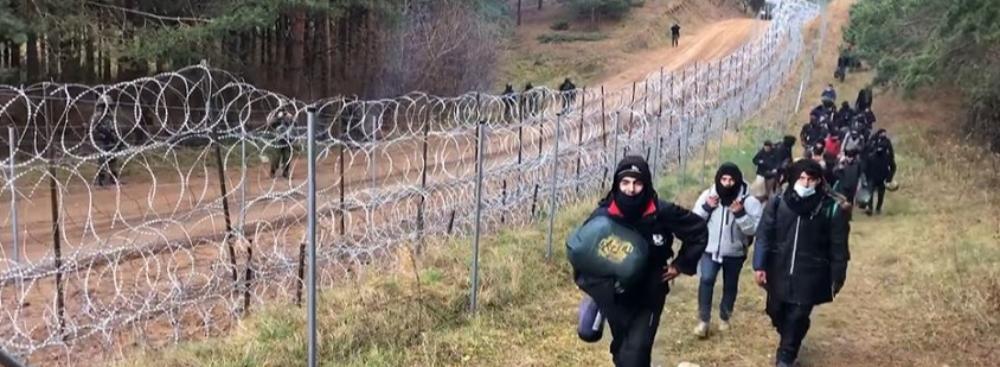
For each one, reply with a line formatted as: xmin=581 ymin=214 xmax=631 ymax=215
xmin=571 ymin=83 xmax=897 ymax=366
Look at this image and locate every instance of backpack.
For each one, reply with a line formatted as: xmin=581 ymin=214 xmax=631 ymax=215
xmin=566 ymin=216 xmax=650 ymax=289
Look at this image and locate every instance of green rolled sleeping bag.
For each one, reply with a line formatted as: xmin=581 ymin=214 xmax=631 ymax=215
xmin=566 ymin=216 xmax=650 ymax=288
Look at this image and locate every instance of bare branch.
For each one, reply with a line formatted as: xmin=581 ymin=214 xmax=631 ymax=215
xmin=83 ymin=0 xmax=211 ymax=24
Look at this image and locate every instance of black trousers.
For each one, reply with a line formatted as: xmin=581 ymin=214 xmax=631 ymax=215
xmin=872 ymin=182 xmax=886 ymax=211
xmin=576 ymin=271 xmax=667 ymax=367
xmin=671 ymin=35 xmax=679 ymax=47
xmin=270 ymin=146 xmax=291 ymax=178
xmin=766 ymin=296 xmax=814 ymax=364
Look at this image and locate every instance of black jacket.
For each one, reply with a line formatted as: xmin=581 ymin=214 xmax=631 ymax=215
xmin=865 ymin=150 xmax=896 ymax=184
xmin=91 ymin=116 xmax=121 ymax=151
xmin=800 ymin=123 xmax=826 ymax=148
xmin=588 ymin=198 xmax=708 ymax=276
xmin=833 ymin=158 xmax=865 ymax=199
xmin=753 ymin=194 xmax=850 ymax=305
xmin=753 ymin=148 xmax=777 ymax=177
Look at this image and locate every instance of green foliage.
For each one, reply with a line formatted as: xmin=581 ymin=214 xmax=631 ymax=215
xmin=846 ymin=0 xmax=1000 ymax=151
xmin=0 ymin=0 xmax=26 ymax=44
xmin=567 ymin=0 xmax=633 ymax=19
xmin=845 ymin=0 xmax=1000 ymax=92
xmin=537 ymin=32 xmax=609 ymax=44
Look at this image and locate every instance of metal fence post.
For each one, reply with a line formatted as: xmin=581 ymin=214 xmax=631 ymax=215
xmin=545 ymin=112 xmax=563 ymax=259
xmin=470 ymin=121 xmax=487 ymax=313
xmin=305 ymin=107 xmax=319 ymax=367
xmin=7 ymin=126 xmax=17 ymax=264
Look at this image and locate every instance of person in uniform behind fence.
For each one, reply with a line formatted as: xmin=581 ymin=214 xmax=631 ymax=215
xmin=502 ymin=83 xmax=516 ymax=123
xmin=559 ymin=78 xmax=578 ymax=112
xmin=522 ymin=83 xmax=539 ymax=118
xmin=267 ymin=108 xmax=294 ymax=179
xmin=91 ymin=96 xmax=123 ymax=187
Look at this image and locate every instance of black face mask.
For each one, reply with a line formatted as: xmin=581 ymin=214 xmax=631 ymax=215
xmin=716 ymin=183 xmax=740 ymax=206
xmin=613 ymin=182 xmax=652 ymax=222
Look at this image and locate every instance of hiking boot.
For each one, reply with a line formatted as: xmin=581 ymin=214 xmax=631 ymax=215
xmin=719 ymin=320 xmax=731 ymax=331
xmin=693 ymin=321 xmax=709 ymax=339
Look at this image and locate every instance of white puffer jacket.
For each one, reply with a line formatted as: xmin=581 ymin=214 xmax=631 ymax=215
xmin=692 ymin=183 xmax=764 ymax=261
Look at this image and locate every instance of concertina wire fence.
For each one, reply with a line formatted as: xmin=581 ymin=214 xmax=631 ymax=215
xmin=0 ymin=0 xmax=819 ymax=362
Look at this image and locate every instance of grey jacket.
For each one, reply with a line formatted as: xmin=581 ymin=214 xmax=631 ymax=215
xmin=692 ymin=183 xmax=763 ymax=260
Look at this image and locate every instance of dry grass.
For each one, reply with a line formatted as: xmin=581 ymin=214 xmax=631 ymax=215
xmin=117 ymin=200 xmax=619 ymax=367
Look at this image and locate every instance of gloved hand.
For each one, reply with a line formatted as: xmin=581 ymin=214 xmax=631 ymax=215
xmin=832 ymin=270 xmax=847 ymax=297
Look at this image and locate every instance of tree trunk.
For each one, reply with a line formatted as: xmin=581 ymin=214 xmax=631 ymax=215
xmin=517 ymin=0 xmax=522 ymax=26
xmin=1 ymin=42 xmax=8 ymax=69
xmin=269 ymin=21 xmax=279 ymax=84
xmin=290 ymin=10 xmax=307 ymax=97
xmin=102 ymin=38 xmax=112 ymax=82
xmin=339 ymin=14 xmax=349 ymax=82
xmin=321 ymin=15 xmax=332 ymax=97
xmin=361 ymin=10 xmax=372 ymax=97
xmin=307 ymin=15 xmax=320 ymax=99
xmin=84 ymin=30 xmax=96 ymax=83
xmin=44 ymin=35 xmax=57 ymax=79
xmin=10 ymin=40 xmax=21 ymax=71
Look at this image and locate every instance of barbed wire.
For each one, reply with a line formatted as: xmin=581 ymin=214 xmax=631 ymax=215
xmin=0 ymin=0 xmax=819 ymax=363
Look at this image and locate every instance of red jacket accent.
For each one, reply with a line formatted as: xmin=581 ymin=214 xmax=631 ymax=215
xmin=608 ymin=198 xmax=657 ymax=218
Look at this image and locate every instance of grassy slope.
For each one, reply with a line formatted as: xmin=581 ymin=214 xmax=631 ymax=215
xmin=122 ymin=0 xmax=999 ymax=366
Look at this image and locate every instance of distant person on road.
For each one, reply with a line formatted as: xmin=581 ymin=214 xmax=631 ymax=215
xmin=559 ymin=78 xmax=578 ymax=112
xmin=574 ymin=155 xmax=708 ymax=367
xmin=671 ymin=23 xmax=681 ymax=47
xmin=91 ymin=97 xmax=123 ymax=187
xmin=691 ymin=163 xmax=763 ymax=338
xmin=753 ymin=159 xmax=851 ymax=367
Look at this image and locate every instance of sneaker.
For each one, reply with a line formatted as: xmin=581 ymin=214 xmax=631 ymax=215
xmin=693 ymin=321 xmax=709 ymax=339
xmin=719 ymin=320 xmax=730 ymax=331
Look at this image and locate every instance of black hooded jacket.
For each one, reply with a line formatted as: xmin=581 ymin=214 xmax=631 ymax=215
xmin=753 ymin=159 xmax=851 ymax=305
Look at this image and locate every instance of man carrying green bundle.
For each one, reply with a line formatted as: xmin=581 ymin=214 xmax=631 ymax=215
xmin=569 ymin=155 xmax=707 ymax=367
